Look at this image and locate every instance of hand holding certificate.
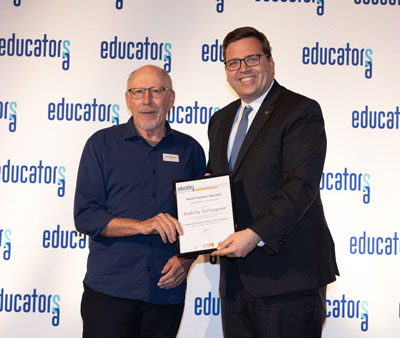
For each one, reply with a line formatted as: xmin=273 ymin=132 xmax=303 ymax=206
xmin=173 ymin=173 xmax=236 ymax=256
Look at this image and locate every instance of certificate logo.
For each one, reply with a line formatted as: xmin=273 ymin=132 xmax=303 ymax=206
xmin=177 ymin=185 xmax=194 ymax=193
xmin=202 ymin=242 xmax=215 ymax=249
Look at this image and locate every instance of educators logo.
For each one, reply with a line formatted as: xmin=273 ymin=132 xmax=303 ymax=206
xmin=216 ymin=0 xmax=324 ymax=15
xmin=216 ymin=0 xmax=224 ymax=12
xmin=48 ymin=98 xmax=120 ymax=125
xmin=354 ymin=0 xmax=400 ymax=5
xmin=115 ymin=0 xmax=123 ymax=9
xmin=320 ymin=168 xmax=371 ymax=204
xmin=302 ymin=42 xmax=373 ymax=79
xmin=0 ymin=288 xmax=61 ymax=327
xmin=42 ymin=224 xmax=89 ymax=249
xmin=100 ymin=36 xmax=172 ymax=72
xmin=0 ymin=159 xmax=66 ymax=197
xmin=208 ymin=255 xmax=218 ymax=264
xmin=255 ymin=0 xmax=325 ymax=16
xmin=194 ymin=292 xmax=221 ymax=316
xmin=326 ymin=294 xmax=368 ymax=332
xmin=201 ymin=39 xmax=224 ymax=63
xmin=13 ymin=0 xmax=21 ymax=6
xmin=0 ymin=33 xmax=71 ymax=71
xmin=0 ymin=229 xmax=12 ymax=261
xmin=0 ymin=100 xmax=17 ymax=132
xmin=350 ymin=231 xmax=400 ymax=255
xmin=168 ymin=102 xmax=219 ymax=125
xmin=352 ymin=105 xmax=400 ymax=129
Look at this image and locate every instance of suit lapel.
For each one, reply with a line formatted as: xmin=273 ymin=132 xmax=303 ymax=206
xmin=232 ymin=81 xmax=281 ymax=174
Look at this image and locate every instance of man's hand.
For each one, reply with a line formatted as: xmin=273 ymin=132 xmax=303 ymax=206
xmin=211 ymin=228 xmax=261 ymax=258
xmin=158 ymin=256 xmax=195 ymax=289
xmin=100 ymin=214 xmax=182 ymax=243
xmin=140 ymin=213 xmax=183 ymax=244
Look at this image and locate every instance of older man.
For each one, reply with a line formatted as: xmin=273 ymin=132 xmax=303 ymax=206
xmin=207 ymin=27 xmax=339 ymax=338
xmin=74 ymin=65 xmax=205 ymax=338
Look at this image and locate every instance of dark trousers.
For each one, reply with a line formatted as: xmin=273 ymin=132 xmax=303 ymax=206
xmin=81 ymin=284 xmax=184 ymax=338
xmin=221 ymin=285 xmax=327 ymax=338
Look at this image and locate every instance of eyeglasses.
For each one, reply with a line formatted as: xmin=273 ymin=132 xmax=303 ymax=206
xmin=224 ymin=54 xmax=269 ymax=71
xmin=128 ymin=87 xmax=172 ymax=99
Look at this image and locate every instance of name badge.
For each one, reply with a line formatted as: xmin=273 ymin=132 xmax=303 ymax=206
xmin=163 ymin=153 xmax=179 ymax=162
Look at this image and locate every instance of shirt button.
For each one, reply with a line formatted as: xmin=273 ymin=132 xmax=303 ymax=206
xmin=148 ymin=267 xmax=151 ymax=272
xmin=153 ymin=169 xmax=156 ymax=174
xmin=149 ymin=242 xmax=152 ymax=247
xmin=153 ymin=193 xmax=156 ymax=197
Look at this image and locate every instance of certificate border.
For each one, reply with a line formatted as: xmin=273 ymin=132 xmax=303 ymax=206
xmin=173 ymin=173 xmax=237 ymax=257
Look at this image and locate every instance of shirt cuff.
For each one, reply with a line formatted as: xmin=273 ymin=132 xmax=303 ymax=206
xmin=257 ymin=240 xmax=265 ymax=247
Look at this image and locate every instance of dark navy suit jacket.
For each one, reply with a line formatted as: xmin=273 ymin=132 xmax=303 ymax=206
xmin=207 ymin=81 xmax=339 ymax=298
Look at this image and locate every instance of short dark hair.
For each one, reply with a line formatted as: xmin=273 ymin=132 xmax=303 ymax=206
xmin=222 ymin=26 xmax=272 ymax=61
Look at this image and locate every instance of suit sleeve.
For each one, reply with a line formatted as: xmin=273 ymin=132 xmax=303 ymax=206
xmin=250 ymin=99 xmax=327 ymax=254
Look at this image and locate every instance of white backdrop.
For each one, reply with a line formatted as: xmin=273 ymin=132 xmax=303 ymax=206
xmin=1 ymin=1 xmax=399 ymax=337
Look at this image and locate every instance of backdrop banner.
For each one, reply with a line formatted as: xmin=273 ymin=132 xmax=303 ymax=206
xmin=1 ymin=1 xmax=399 ymax=337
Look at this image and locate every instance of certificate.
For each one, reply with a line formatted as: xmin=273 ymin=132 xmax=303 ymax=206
xmin=173 ymin=173 xmax=236 ymax=257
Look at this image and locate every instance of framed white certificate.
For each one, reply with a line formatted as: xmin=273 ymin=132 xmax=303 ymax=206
xmin=173 ymin=173 xmax=236 ymax=257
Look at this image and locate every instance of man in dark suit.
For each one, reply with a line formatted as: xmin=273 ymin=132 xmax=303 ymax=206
xmin=207 ymin=27 xmax=339 ymax=338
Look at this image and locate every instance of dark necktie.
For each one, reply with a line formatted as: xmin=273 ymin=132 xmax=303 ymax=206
xmin=229 ymin=105 xmax=253 ymax=171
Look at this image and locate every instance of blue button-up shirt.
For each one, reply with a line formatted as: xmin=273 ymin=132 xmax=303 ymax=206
xmin=74 ymin=117 xmax=206 ymax=304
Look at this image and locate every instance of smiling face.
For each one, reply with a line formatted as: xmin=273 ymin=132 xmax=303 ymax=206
xmin=225 ymin=37 xmax=275 ymax=103
xmin=125 ymin=65 xmax=175 ymax=138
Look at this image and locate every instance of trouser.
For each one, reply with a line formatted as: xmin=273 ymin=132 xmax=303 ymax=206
xmin=81 ymin=283 xmax=184 ymax=338
xmin=221 ymin=285 xmax=327 ymax=338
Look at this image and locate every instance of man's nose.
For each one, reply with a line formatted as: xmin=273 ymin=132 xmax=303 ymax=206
xmin=240 ymin=60 xmax=250 ymax=72
xmin=142 ymin=89 xmax=152 ymax=104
